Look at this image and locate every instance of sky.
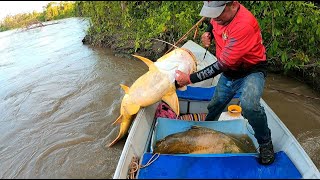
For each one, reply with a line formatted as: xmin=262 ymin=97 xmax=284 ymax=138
xmin=0 ymin=1 xmax=60 ymax=21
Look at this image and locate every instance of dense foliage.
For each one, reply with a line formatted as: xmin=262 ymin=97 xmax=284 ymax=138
xmin=1 ymin=1 xmax=319 ymax=77
xmin=242 ymin=1 xmax=320 ymax=72
xmin=76 ymin=1 xmax=204 ymax=52
xmin=76 ymin=1 xmax=320 ymax=74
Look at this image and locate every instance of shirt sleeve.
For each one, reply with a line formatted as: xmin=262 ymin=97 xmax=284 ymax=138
xmin=219 ymin=23 xmax=257 ymax=70
xmin=189 ymin=61 xmax=223 ymax=83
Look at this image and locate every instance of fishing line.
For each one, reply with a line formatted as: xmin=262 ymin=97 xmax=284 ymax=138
xmin=151 ymin=38 xmax=179 ymax=49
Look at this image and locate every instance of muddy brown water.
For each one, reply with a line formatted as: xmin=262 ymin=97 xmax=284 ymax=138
xmin=0 ymin=17 xmax=319 ymax=178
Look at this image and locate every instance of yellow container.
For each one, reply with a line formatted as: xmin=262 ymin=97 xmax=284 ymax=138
xmin=228 ymin=105 xmax=242 ymax=117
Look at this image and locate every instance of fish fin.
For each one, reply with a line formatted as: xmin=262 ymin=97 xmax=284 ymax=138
xmin=125 ymin=103 xmax=140 ymax=115
xmin=190 ymin=125 xmax=202 ymax=129
xmin=120 ymin=84 xmax=130 ymax=94
xmin=112 ymin=115 xmax=122 ymax=125
xmin=162 ymin=91 xmax=179 ymax=116
xmin=190 ymin=126 xmax=217 ymax=133
xmin=132 ymin=55 xmax=156 ymax=71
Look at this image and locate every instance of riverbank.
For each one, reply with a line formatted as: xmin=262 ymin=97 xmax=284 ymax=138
xmin=82 ymin=34 xmax=320 ymax=94
xmin=82 ymin=33 xmax=168 ymax=60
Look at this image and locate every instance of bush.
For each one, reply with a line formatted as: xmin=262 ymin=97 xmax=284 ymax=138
xmin=78 ymin=1 xmax=320 ymax=73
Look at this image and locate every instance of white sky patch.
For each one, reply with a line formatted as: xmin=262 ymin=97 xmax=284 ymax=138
xmin=0 ymin=1 xmax=60 ymax=21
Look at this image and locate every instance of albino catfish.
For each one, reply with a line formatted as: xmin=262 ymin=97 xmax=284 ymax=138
xmin=108 ymin=48 xmax=197 ymax=147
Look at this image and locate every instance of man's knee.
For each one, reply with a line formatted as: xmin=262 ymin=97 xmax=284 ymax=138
xmin=241 ymin=100 xmax=259 ymax=114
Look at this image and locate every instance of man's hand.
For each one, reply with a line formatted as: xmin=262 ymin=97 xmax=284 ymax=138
xmin=175 ymin=70 xmax=192 ymax=87
xmin=201 ymin=32 xmax=212 ymax=48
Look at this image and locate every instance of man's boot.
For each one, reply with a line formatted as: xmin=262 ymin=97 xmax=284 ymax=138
xmin=258 ymin=140 xmax=275 ymax=165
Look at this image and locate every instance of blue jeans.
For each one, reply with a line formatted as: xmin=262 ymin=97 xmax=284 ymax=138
xmin=205 ymin=72 xmax=271 ymax=144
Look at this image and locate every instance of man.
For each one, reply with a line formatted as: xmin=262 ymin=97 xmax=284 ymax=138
xmin=175 ymin=1 xmax=275 ymax=165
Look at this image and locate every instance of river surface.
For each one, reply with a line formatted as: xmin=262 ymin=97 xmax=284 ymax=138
xmin=0 ymin=17 xmax=319 ymax=178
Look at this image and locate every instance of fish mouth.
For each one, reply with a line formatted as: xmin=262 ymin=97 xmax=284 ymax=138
xmin=179 ymin=48 xmax=198 ymax=73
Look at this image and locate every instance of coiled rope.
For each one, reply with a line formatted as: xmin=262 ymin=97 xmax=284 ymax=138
xmin=127 ymin=153 xmax=160 ymax=179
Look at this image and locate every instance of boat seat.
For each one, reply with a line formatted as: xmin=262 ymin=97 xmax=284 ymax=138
xmin=177 ymin=86 xmax=241 ymax=101
xmin=177 ymin=113 xmax=207 ymax=121
xmin=137 ymin=151 xmax=302 ymax=179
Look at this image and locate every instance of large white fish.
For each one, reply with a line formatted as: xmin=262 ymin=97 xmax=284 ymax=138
xmin=108 ymin=48 xmax=197 ymax=147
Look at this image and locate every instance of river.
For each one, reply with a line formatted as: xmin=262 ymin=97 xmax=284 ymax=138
xmin=0 ymin=17 xmax=319 ymax=178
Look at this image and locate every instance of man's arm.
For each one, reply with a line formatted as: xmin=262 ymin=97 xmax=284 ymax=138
xmin=175 ymin=59 xmax=226 ymax=87
xmin=189 ymin=60 xmax=225 ymax=84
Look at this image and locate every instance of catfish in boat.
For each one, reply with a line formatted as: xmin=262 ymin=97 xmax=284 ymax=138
xmin=154 ymin=126 xmax=257 ymax=154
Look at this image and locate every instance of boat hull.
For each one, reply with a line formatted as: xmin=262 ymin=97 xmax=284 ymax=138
xmin=113 ymin=40 xmax=320 ymax=179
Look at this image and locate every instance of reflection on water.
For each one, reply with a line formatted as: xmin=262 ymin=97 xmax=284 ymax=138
xmin=0 ymin=17 xmax=319 ymax=178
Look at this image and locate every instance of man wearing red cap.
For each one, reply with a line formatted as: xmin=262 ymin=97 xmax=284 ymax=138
xmin=175 ymin=1 xmax=275 ymax=165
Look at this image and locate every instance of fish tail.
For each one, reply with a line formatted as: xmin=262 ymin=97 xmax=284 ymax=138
xmin=108 ymin=115 xmax=133 ymax=147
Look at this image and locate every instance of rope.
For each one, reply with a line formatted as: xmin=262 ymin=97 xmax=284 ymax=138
xmin=140 ymin=153 xmax=160 ymax=168
xmin=127 ymin=156 xmax=140 ymax=179
xmin=193 ymin=25 xmax=199 ymax=40
xmin=127 ymin=153 xmax=160 ymax=179
xmin=165 ymin=16 xmax=206 ymax=54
